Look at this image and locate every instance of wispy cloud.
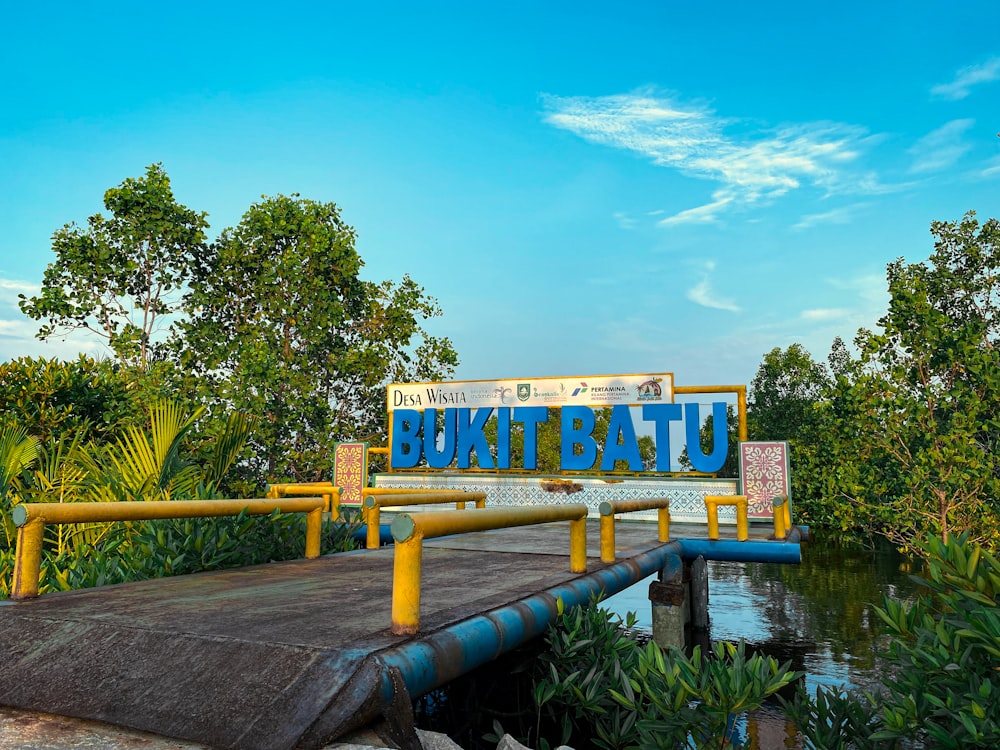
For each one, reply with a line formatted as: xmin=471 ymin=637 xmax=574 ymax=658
xmin=792 ymin=203 xmax=868 ymax=231
xmin=541 ymin=89 xmax=876 ymax=226
xmin=0 ymin=278 xmax=37 ymax=297
xmin=613 ymin=211 xmax=637 ymax=229
xmin=980 ymin=155 xmax=1000 ymax=179
xmin=931 ymin=57 xmax=1000 ymax=100
xmin=686 ymin=261 xmax=741 ymax=312
xmin=658 ymin=191 xmax=733 ymax=227
xmin=801 ymin=308 xmax=851 ymax=321
xmin=908 ymin=119 xmax=975 ymax=173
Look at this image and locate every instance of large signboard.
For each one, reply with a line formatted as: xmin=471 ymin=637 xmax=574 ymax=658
xmin=388 ymin=373 xmax=674 ymax=410
xmin=387 ymin=373 xmax=731 ymax=475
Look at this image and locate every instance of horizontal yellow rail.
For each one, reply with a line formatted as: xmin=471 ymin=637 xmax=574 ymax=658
xmin=266 ymin=483 xmax=341 ymax=516
xmin=598 ymin=498 xmax=671 ymax=563
xmin=10 ymin=498 xmax=326 ymax=601
xmin=390 ymin=504 xmax=588 ymax=635
xmin=362 ymin=491 xmax=486 ymax=549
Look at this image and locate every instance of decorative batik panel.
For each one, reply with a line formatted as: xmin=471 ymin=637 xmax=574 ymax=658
xmin=738 ymin=441 xmax=791 ymax=519
xmin=333 ymin=442 xmax=368 ymax=506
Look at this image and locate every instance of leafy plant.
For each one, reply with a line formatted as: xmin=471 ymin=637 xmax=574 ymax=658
xmin=0 ymin=422 xmax=41 ymax=548
xmin=868 ymin=534 xmax=1000 ymax=747
xmin=523 ymin=598 xmax=801 ymax=750
xmin=780 ymin=686 xmax=882 ymax=750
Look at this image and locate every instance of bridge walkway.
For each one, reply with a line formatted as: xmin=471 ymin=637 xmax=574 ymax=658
xmin=0 ymin=521 xmax=785 ymax=750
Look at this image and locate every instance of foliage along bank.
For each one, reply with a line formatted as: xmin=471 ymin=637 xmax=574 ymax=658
xmin=17 ymin=164 xmax=458 ymax=488
xmin=505 ymin=534 xmax=1000 ymax=749
xmin=744 ymin=212 xmax=1000 ymax=551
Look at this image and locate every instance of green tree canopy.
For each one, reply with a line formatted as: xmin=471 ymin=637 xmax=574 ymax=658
xmin=177 ymin=194 xmax=458 ymax=482
xmin=832 ymin=212 xmax=1000 ymax=548
xmin=19 ymin=164 xmax=208 ymax=370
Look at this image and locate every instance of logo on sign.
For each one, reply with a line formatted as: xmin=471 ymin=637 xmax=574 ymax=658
xmin=517 ymin=384 xmax=531 ymax=402
xmin=636 ymin=378 xmax=664 ymax=401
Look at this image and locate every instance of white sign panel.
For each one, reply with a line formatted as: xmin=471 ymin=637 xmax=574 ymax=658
xmin=388 ymin=373 xmax=674 ymax=410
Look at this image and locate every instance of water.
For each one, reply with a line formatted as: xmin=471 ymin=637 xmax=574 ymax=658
xmin=603 ymin=533 xmax=920 ymax=694
xmin=416 ymin=534 xmax=920 ymax=748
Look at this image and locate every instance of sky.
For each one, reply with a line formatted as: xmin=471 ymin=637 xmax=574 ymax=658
xmin=2 ymin=1 xmax=998 ymax=392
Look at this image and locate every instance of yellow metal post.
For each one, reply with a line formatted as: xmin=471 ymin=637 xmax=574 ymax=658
xmin=736 ymin=497 xmax=749 ymax=541
xmin=569 ymin=517 xmax=587 ymax=573
xmin=706 ymin=497 xmax=721 ymax=540
xmin=773 ymin=496 xmax=787 ymax=539
xmin=657 ymin=507 xmax=670 ymax=542
xmin=599 ymin=514 xmax=616 ymax=563
xmin=364 ymin=497 xmax=382 ymax=550
xmin=392 ymin=533 xmax=424 ymax=636
xmin=306 ymin=508 xmax=322 ymax=558
xmin=11 ymin=518 xmax=45 ymax=600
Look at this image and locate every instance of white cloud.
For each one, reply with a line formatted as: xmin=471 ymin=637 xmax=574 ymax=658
xmin=0 ymin=276 xmax=105 ymax=362
xmin=801 ymin=308 xmax=851 ymax=321
xmin=0 ymin=279 xmax=37 ymax=295
xmin=792 ymin=203 xmax=868 ymax=231
xmin=931 ymin=57 xmax=1000 ymax=100
xmin=542 ymin=89 xmax=875 ymax=226
xmin=908 ymin=119 xmax=975 ymax=174
xmin=657 ymin=191 xmax=733 ymax=227
xmin=686 ymin=262 xmax=740 ymax=312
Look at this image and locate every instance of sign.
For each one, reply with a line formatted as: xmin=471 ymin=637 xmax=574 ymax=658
xmin=388 ymin=373 xmax=673 ymax=410
xmin=387 ymin=373 xmax=730 ymax=475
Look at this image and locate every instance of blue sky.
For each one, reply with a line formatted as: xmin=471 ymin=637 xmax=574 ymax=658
xmin=2 ymin=1 xmax=998 ymax=390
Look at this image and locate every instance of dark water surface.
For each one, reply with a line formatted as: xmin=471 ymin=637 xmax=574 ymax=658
xmin=416 ymin=534 xmax=919 ymax=748
xmin=604 ymin=533 xmax=921 ymax=694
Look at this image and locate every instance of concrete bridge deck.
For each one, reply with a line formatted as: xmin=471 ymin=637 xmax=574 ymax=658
xmin=0 ymin=521 xmax=795 ymax=750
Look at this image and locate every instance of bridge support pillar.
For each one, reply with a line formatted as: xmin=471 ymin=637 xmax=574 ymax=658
xmin=649 ymin=554 xmax=690 ymax=649
xmin=649 ymin=554 xmax=711 ymax=649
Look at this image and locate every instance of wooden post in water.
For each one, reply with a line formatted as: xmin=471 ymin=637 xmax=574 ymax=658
xmin=691 ymin=556 xmax=710 ymax=630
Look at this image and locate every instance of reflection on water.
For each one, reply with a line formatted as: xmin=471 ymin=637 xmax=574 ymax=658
xmin=604 ymin=534 xmax=918 ymax=693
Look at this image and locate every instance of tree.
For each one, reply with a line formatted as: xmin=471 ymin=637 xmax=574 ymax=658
xmin=746 ymin=345 xmax=832 ymax=519
xmin=19 ymin=165 xmax=208 ymax=370
xmin=833 ymin=212 xmax=1000 ymax=548
xmin=177 ymin=194 xmax=458 ymax=484
xmin=748 ymin=344 xmax=829 ymax=442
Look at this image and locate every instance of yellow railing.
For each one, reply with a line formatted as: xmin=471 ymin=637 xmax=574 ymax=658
xmin=598 ymin=498 xmax=671 ymax=562
xmin=9 ymin=498 xmax=326 ymax=600
xmin=772 ymin=495 xmax=792 ymax=539
xmin=267 ymin=483 xmax=342 ymax=516
xmin=362 ymin=490 xmax=486 ymax=549
xmin=390 ymin=504 xmax=588 ymax=635
xmin=704 ymin=495 xmax=750 ymax=541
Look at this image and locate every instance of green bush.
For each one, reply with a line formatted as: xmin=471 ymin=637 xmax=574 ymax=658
xmin=782 ymin=533 xmax=1000 ymax=748
xmin=508 ymin=598 xmax=800 ymax=750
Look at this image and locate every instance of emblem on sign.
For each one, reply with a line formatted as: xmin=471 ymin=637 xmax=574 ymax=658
xmin=517 ymin=383 xmax=531 ymax=402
